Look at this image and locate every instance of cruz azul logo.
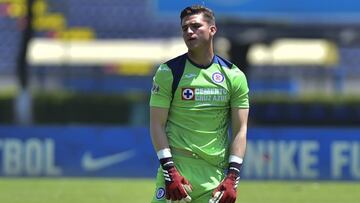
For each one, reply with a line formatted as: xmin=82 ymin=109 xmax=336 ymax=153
xmin=182 ymin=88 xmax=195 ymax=100
xmin=212 ymin=72 xmax=224 ymax=83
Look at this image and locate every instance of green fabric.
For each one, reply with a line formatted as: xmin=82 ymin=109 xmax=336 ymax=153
xmin=150 ymin=55 xmax=249 ymax=167
xmin=151 ymin=154 xmax=224 ymax=203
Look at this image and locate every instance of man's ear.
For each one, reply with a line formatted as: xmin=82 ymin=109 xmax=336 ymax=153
xmin=210 ymin=25 xmax=217 ymax=36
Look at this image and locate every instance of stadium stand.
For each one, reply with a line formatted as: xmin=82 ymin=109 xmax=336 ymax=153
xmin=1 ymin=0 xmax=360 ymax=125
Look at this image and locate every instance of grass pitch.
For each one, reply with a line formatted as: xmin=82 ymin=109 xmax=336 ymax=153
xmin=0 ymin=178 xmax=359 ymax=203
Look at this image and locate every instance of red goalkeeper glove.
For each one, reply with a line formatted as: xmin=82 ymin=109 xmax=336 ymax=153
xmin=160 ymin=157 xmax=192 ymax=202
xmin=209 ymin=162 xmax=242 ymax=203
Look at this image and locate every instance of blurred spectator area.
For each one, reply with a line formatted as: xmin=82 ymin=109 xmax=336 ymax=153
xmin=0 ymin=0 xmax=179 ymax=88
xmin=249 ymin=48 xmax=350 ymax=95
xmin=1 ymin=0 xmax=360 ymax=125
xmin=1 ymin=0 xmax=360 ymax=92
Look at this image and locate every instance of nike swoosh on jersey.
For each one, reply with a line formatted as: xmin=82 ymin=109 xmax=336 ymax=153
xmin=81 ymin=150 xmax=136 ymax=171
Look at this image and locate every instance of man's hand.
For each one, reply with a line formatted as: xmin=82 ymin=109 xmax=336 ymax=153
xmin=165 ymin=184 xmax=192 ymax=203
xmin=209 ymin=173 xmax=239 ymax=203
xmin=163 ymin=167 xmax=192 ymax=202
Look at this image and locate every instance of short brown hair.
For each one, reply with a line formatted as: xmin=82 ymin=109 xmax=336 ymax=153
xmin=180 ymin=5 xmax=215 ymax=25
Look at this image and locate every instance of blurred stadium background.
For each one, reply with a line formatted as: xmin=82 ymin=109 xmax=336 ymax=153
xmin=0 ymin=0 xmax=360 ymax=202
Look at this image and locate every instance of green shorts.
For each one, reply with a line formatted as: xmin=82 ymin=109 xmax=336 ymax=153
xmin=151 ymin=153 xmax=224 ymax=203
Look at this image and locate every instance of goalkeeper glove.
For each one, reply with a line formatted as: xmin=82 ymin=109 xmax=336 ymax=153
xmin=160 ymin=156 xmax=192 ymax=202
xmin=209 ymin=156 xmax=243 ymax=203
xmin=165 ymin=184 xmax=193 ymax=203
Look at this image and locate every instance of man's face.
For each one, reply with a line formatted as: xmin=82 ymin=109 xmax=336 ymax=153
xmin=181 ymin=14 xmax=216 ymax=50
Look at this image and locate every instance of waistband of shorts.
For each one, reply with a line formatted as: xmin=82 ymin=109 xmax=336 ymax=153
xmin=170 ymin=147 xmax=201 ymax=159
xmin=170 ymin=146 xmax=227 ymax=168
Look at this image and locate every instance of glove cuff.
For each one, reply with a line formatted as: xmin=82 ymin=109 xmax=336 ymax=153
xmin=228 ymin=155 xmax=243 ymax=177
xmin=228 ymin=162 xmax=242 ymax=177
xmin=160 ymin=157 xmax=175 ymax=170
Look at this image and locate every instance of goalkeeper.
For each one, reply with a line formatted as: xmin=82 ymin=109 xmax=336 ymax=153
xmin=149 ymin=5 xmax=249 ymax=203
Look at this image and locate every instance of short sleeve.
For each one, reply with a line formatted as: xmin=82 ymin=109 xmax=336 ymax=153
xmin=149 ymin=64 xmax=174 ymax=108
xmin=230 ymin=66 xmax=250 ymax=108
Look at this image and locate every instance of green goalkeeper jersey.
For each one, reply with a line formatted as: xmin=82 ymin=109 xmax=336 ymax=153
xmin=150 ymin=54 xmax=249 ymax=168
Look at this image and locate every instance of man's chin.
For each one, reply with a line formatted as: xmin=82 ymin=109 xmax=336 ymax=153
xmin=185 ymin=43 xmax=199 ymax=50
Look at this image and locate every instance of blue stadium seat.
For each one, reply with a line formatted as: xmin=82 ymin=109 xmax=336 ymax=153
xmin=62 ymin=0 xmax=178 ymax=39
xmin=0 ymin=15 xmax=20 ymax=73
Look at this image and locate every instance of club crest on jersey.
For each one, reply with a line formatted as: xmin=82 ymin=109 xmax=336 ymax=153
xmin=182 ymin=88 xmax=195 ymax=100
xmin=155 ymin=187 xmax=165 ymax=199
xmin=212 ymin=72 xmax=224 ymax=83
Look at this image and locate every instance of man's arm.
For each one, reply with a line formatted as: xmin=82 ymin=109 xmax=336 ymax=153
xmin=230 ymin=107 xmax=249 ymax=159
xmin=150 ymin=106 xmax=170 ymax=151
xmin=209 ymin=107 xmax=248 ymax=203
xmin=150 ymin=106 xmax=192 ymax=202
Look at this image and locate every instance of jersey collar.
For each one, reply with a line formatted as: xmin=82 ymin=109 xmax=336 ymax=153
xmin=186 ymin=54 xmax=215 ymax=69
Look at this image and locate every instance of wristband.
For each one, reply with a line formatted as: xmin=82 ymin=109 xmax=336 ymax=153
xmin=157 ymin=148 xmax=172 ymax=159
xmin=157 ymin=148 xmax=174 ymax=170
xmin=229 ymin=155 xmax=243 ymax=164
xmin=228 ymin=155 xmax=243 ymax=177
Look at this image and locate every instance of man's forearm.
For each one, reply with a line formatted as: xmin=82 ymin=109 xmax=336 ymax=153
xmin=150 ymin=125 xmax=170 ymax=152
xmin=230 ymin=127 xmax=247 ymax=159
xmin=150 ymin=107 xmax=171 ymax=151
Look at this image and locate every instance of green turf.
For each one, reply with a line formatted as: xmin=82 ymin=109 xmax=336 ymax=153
xmin=0 ymin=178 xmax=359 ymax=203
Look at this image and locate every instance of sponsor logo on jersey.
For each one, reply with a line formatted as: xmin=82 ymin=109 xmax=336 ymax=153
xmin=195 ymin=88 xmax=228 ymax=102
xmin=212 ymin=72 xmax=225 ymax=83
xmin=181 ymin=87 xmax=228 ymax=102
xmin=182 ymin=88 xmax=195 ymax=100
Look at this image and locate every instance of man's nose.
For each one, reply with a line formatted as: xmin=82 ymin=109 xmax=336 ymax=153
xmin=185 ymin=27 xmax=193 ymax=34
